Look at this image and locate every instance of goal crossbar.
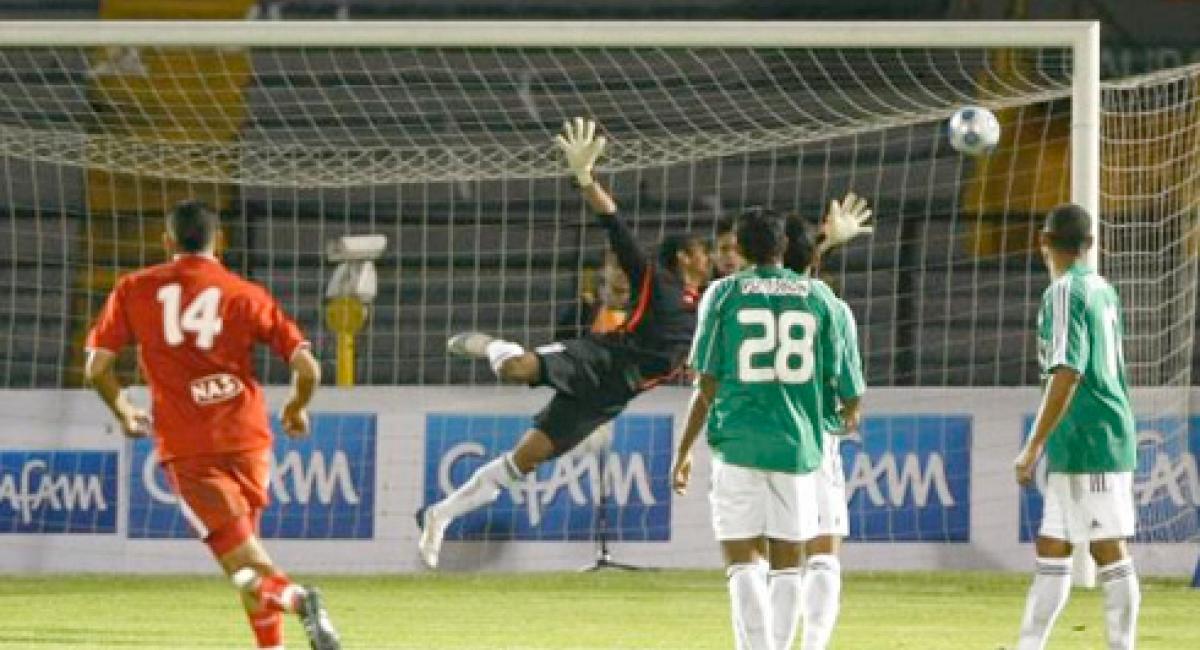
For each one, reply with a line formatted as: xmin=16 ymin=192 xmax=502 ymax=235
xmin=0 ymin=20 xmax=1097 ymax=49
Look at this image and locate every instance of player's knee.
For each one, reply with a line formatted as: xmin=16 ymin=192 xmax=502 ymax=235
xmin=721 ymin=538 xmax=766 ymax=566
xmin=208 ymin=515 xmax=263 ymax=564
xmin=1089 ymin=539 xmax=1128 ymax=566
xmin=497 ymin=353 xmax=540 ymax=384
xmin=768 ymin=540 xmax=803 ymax=569
xmin=1034 ymin=536 xmax=1073 ymax=559
xmin=804 ymin=535 xmax=840 ymax=558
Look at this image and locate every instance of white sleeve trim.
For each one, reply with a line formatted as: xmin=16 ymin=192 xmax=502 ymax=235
xmin=84 ymin=345 xmax=119 ymax=356
xmin=1049 ymin=279 xmax=1070 ymax=368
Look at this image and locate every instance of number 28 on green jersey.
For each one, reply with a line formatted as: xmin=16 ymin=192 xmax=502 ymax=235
xmin=689 ymin=266 xmax=844 ymax=474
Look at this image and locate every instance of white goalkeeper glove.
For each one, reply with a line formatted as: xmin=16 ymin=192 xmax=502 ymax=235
xmin=554 ymin=117 xmax=607 ymax=187
xmin=819 ymin=192 xmax=873 ymax=254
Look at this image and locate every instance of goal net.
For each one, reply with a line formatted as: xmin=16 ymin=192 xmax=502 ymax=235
xmin=0 ymin=21 xmax=1196 ymax=574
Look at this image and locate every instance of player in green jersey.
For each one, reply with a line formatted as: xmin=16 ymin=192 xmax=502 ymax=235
xmin=1013 ymin=204 xmax=1140 ymax=650
xmin=695 ymin=199 xmax=870 ymax=650
xmin=782 ymin=213 xmax=868 ymax=650
xmin=672 ymin=207 xmax=846 ymax=650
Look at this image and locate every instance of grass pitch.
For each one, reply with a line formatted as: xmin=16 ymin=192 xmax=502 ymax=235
xmin=2 ymin=571 xmax=1196 ymax=648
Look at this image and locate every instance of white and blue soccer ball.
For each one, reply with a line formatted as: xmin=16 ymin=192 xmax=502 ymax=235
xmin=947 ymin=106 xmax=1000 ymax=155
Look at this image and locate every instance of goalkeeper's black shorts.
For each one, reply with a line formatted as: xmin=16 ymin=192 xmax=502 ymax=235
xmin=531 ymin=338 xmax=643 ymax=457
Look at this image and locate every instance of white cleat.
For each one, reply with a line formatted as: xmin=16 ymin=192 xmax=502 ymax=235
xmin=446 ymin=332 xmax=495 ymax=360
xmin=417 ymin=505 xmax=450 ymax=569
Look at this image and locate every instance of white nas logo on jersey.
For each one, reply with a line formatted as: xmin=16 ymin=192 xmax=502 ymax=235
xmin=189 ymin=373 xmax=244 ymax=405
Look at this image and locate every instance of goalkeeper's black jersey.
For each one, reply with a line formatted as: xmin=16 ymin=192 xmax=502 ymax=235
xmin=593 ymin=212 xmax=700 ymax=386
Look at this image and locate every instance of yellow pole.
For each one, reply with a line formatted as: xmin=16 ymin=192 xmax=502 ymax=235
xmin=324 ymin=296 xmax=367 ymax=387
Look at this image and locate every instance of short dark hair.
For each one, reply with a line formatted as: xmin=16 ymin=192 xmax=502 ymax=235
xmin=735 ymin=207 xmax=787 ymax=265
xmin=168 ymin=200 xmax=219 ymax=253
xmin=1043 ymin=203 xmax=1092 ymax=253
xmin=716 ymin=216 xmax=736 ymax=237
xmin=658 ymin=233 xmax=707 ymax=271
xmin=783 ymin=215 xmax=818 ymax=273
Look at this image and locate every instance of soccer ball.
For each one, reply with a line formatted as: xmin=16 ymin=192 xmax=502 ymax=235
xmin=947 ymin=106 xmax=1000 ymax=155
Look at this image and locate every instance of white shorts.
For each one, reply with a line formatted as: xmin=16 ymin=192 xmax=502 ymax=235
xmin=814 ymin=433 xmax=850 ymax=537
xmin=1039 ymin=471 xmax=1136 ymax=544
xmin=709 ymin=458 xmax=818 ymax=542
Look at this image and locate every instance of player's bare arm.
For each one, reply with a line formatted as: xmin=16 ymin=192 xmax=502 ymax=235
xmin=282 ymin=347 xmax=321 ymax=438
xmin=672 ymin=373 xmax=717 ymax=495
xmin=83 ymin=348 xmax=150 ymax=438
xmin=1014 ymin=367 xmax=1081 ymax=486
xmin=580 ymin=179 xmax=618 ymax=216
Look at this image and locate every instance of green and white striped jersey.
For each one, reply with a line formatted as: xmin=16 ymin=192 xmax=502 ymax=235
xmin=1036 ymin=261 xmax=1136 ymax=473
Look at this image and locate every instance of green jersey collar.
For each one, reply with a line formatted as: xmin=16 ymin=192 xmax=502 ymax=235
xmin=1067 ymin=260 xmax=1092 ymax=276
xmin=746 ymin=264 xmax=787 ymax=277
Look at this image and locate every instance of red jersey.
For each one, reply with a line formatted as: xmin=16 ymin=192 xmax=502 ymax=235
xmin=86 ymin=255 xmax=308 ymax=461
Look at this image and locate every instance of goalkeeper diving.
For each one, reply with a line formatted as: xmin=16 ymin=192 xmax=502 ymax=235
xmin=417 ymin=118 xmax=713 ymax=568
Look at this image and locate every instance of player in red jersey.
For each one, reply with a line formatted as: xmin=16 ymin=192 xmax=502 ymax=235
xmin=84 ymin=201 xmax=340 ymax=650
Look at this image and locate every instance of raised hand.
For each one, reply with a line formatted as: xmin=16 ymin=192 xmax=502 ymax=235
xmin=819 ymin=192 xmax=873 ymax=254
xmin=554 ymin=117 xmax=607 ymax=187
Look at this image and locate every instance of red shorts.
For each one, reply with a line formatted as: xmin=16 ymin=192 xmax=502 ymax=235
xmin=163 ymin=450 xmax=271 ymax=540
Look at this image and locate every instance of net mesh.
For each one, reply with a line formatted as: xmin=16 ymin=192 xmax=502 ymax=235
xmin=0 ymin=39 xmax=1196 ymax=553
xmin=1100 ymin=67 xmax=1200 ymax=543
xmin=0 ymin=47 xmax=1074 ymax=185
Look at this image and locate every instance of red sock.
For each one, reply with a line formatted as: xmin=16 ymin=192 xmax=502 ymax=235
xmin=248 ymin=608 xmax=283 ymax=649
xmin=256 ymin=573 xmax=304 ymax=613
